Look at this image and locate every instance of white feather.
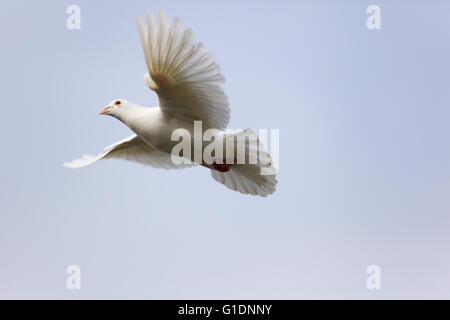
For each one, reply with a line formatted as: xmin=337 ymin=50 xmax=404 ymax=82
xmin=136 ymin=11 xmax=230 ymax=130
xmin=64 ymin=134 xmax=193 ymax=169
xmin=210 ymin=129 xmax=278 ymax=197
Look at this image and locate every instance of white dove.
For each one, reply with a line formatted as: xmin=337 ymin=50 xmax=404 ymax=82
xmin=64 ymin=11 xmax=277 ymax=197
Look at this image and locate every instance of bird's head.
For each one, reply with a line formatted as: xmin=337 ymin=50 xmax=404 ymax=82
xmin=98 ymin=99 xmax=131 ymax=117
xmin=99 ymin=99 xmax=144 ymax=127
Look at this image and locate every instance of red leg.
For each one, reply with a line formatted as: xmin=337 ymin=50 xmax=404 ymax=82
xmin=212 ymin=161 xmax=233 ymax=172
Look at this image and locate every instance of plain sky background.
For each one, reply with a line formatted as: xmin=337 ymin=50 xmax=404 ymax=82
xmin=0 ymin=0 xmax=450 ymax=299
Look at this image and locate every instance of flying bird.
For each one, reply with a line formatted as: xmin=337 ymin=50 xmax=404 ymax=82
xmin=64 ymin=11 xmax=277 ymax=197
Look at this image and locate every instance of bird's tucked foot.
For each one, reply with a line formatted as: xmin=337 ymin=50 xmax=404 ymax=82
xmin=212 ymin=161 xmax=233 ymax=172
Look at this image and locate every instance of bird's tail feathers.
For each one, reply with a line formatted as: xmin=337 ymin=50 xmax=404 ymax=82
xmin=210 ymin=129 xmax=277 ymax=197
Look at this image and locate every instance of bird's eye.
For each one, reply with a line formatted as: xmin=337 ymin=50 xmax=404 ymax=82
xmin=115 ymin=100 xmax=121 ymax=105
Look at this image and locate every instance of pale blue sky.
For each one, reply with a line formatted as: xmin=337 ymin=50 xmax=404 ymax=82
xmin=0 ymin=0 xmax=450 ymax=299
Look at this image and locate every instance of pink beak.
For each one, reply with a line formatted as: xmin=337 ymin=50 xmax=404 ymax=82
xmin=99 ymin=105 xmax=111 ymax=115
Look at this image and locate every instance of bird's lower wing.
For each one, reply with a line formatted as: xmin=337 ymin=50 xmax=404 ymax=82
xmin=63 ymin=134 xmax=193 ymax=169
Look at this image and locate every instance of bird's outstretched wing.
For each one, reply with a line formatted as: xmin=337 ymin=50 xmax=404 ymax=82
xmin=63 ymin=134 xmax=192 ymax=169
xmin=136 ymin=11 xmax=230 ymax=130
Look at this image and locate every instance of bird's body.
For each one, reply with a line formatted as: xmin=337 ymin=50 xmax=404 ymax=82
xmin=64 ymin=11 xmax=277 ymax=196
xmin=114 ymin=104 xmax=223 ymax=167
xmin=118 ymin=105 xmax=187 ymax=155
